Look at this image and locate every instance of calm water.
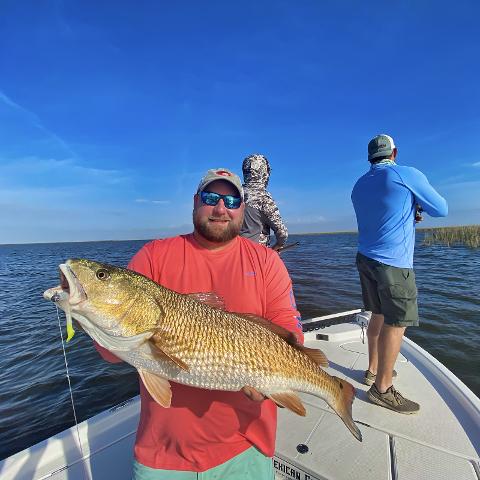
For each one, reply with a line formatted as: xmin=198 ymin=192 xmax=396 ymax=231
xmin=0 ymin=234 xmax=479 ymax=460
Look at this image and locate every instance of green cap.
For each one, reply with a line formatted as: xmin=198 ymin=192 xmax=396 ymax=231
xmin=368 ymin=134 xmax=396 ymax=161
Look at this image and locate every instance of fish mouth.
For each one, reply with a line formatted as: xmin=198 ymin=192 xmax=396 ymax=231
xmin=56 ymin=262 xmax=87 ymax=306
xmin=43 ymin=286 xmax=68 ymax=303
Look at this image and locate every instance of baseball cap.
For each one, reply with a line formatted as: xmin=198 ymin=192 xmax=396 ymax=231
xmin=197 ymin=168 xmax=244 ymax=200
xmin=368 ymin=134 xmax=396 ymax=161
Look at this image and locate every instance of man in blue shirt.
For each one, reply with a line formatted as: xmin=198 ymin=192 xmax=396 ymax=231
xmin=351 ymin=134 xmax=448 ymax=414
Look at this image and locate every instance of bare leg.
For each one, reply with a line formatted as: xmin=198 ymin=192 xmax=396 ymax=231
xmin=367 ymin=313 xmax=384 ymax=375
xmin=375 ymin=324 xmax=406 ymax=393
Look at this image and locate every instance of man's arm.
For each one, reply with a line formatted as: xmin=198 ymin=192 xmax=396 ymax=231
xmin=264 ymin=251 xmax=304 ymax=344
xmin=262 ymin=193 xmax=288 ymax=249
xmin=409 ymin=168 xmax=448 ymax=218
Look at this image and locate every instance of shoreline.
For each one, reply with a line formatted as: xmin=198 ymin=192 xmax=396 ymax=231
xmin=1 ymin=224 xmax=479 ymax=246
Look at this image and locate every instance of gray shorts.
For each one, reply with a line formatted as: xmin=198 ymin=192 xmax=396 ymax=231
xmin=356 ymin=252 xmax=419 ymax=327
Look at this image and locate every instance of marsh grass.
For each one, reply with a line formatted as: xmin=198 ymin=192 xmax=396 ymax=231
xmin=422 ymin=225 xmax=480 ymax=248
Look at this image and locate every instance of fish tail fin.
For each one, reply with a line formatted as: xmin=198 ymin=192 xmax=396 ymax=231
xmin=330 ymin=376 xmax=363 ymax=442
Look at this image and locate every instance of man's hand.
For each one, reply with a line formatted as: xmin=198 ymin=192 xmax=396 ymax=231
xmin=242 ymin=386 xmax=266 ymax=402
xmin=415 ymin=204 xmax=424 ymax=223
xmin=273 ymin=242 xmax=299 ymax=254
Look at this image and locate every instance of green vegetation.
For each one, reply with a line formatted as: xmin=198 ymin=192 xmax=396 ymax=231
xmin=422 ymin=225 xmax=480 ymax=248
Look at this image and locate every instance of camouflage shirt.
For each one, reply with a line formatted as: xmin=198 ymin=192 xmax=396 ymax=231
xmin=240 ymin=154 xmax=288 ymax=248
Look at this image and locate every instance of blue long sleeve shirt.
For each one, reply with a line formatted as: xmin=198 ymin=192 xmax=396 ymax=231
xmin=351 ymin=164 xmax=448 ymax=268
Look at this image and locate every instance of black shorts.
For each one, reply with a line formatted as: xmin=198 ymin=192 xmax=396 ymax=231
xmin=356 ymin=252 xmax=419 ymax=327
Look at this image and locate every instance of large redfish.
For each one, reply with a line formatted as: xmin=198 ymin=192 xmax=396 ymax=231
xmin=44 ymin=258 xmax=362 ymax=441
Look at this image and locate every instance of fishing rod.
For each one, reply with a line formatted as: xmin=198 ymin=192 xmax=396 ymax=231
xmin=276 ymin=241 xmax=300 ymax=253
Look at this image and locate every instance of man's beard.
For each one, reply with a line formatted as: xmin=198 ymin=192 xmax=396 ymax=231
xmin=193 ymin=212 xmax=243 ymax=243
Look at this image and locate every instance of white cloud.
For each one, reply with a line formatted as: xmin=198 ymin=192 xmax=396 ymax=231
xmin=135 ymin=198 xmax=170 ymax=205
xmin=287 ymin=215 xmax=327 ymax=225
xmin=0 ymin=156 xmax=129 ymax=186
xmin=0 ymin=91 xmax=20 ymax=109
xmin=0 ymin=90 xmax=77 ymax=158
xmin=442 ymin=179 xmax=480 ymax=190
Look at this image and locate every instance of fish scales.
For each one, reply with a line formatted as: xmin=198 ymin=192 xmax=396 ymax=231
xmin=143 ymin=292 xmax=334 ymax=397
xmin=101 ymin=273 xmax=339 ymax=395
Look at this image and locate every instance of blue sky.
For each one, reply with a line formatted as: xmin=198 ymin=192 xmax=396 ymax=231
xmin=1 ymin=1 xmax=479 ymax=244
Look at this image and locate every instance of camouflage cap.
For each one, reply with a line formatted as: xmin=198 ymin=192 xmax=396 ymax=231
xmin=368 ymin=134 xmax=396 ymax=161
xmin=197 ymin=168 xmax=244 ymax=200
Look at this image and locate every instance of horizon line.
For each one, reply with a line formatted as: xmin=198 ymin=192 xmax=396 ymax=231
xmin=1 ymin=224 xmax=478 ymax=247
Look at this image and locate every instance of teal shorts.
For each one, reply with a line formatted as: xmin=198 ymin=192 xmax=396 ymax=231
xmin=356 ymin=252 xmax=419 ymax=327
xmin=132 ymin=447 xmax=274 ymax=480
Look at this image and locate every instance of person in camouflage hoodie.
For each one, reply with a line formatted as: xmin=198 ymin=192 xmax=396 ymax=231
xmin=240 ymin=154 xmax=288 ymax=250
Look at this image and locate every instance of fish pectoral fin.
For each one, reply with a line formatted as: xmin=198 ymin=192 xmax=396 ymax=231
xmin=185 ymin=292 xmax=226 ymax=310
xmin=138 ymin=369 xmax=172 ymax=408
xmin=148 ymin=340 xmax=190 ymax=372
xmin=296 ymin=346 xmax=329 ymax=368
xmin=269 ymin=392 xmax=306 ymax=416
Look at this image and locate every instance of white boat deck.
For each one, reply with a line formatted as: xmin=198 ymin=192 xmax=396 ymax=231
xmin=1 ymin=314 xmax=479 ymax=480
xmin=275 ymin=320 xmax=480 ymax=480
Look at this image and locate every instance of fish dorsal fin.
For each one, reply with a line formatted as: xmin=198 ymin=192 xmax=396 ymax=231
xmin=269 ymin=392 xmax=306 ymax=416
xmin=237 ymin=314 xmax=329 ymax=367
xmin=138 ymin=369 xmax=172 ymax=408
xmin=186 ymin=292 xmax=226 ymax=310
xmin=237 ymin=314 xmax=299 ymax=343
xmin=296 ymin=345 xmax=329 ymax=367
xmin=148 ymin=336 xmax=190 ymax=372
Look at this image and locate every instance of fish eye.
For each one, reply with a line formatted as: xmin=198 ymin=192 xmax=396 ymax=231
xmin=96 ymin=269 xmax=110 ymax=280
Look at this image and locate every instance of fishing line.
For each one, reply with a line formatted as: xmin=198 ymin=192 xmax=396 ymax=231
xmin=360 ymin=322 xmax=366 ymax=344
xmin=55 ymin=305 xmax=91 ymax=480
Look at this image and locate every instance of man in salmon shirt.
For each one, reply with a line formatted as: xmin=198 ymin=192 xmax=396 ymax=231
xmin=95 ymin=167 xmax=303 ymax=479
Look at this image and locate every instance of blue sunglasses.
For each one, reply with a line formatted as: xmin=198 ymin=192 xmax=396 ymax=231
xmin=200 ymin=191 xmax=242 ymax=209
